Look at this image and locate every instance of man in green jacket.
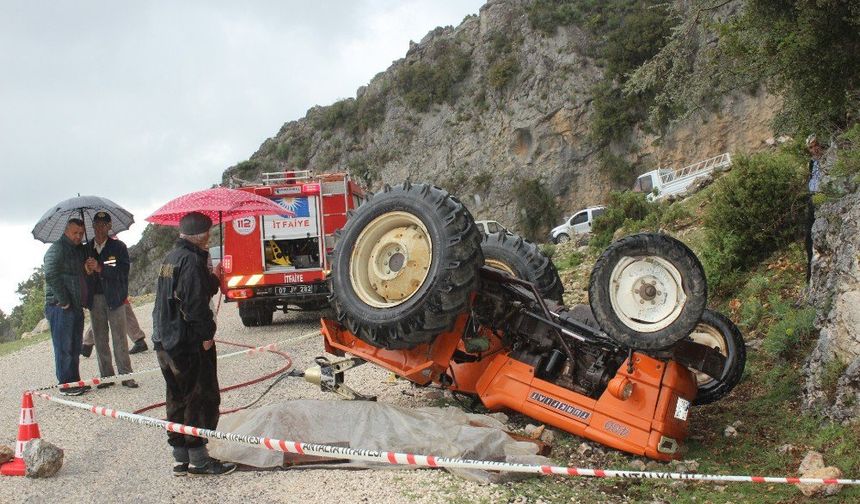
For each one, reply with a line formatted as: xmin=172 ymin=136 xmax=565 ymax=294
xmin=44 ymin=218 xmax=90 ymax=396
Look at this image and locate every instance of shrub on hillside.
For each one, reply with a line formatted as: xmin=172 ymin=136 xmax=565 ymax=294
xmin=396 ymin=43 xmax=471 ymax=112
xmin=515 ymin=177 xmax=560 ymax=241
xmin=701 ymin=151 xmax=807 ymax=292
xmin=589 ymin=191 xmax=656 ymax=248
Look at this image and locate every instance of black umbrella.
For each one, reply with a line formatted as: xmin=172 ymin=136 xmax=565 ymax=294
xmin=31 ymin=195 xmax=135 ymax=244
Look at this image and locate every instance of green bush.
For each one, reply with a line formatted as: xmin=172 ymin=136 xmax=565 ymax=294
xmin=514 ymin=177 xmax=561 ymax=242
xmin=312 ymin=94 xmax=387 ymax=136
xmin=660 ymin=203 xmax=693 ymax=230
xmin=589 ymin=191 xmax=657 ymax=248
xmin=555 ymin=250 xmax=584 ymax=271
xmin=598 ymin=150 xmax=636 ymax=187
xmin=396 ymin=43 xmax=471 ymax=112
xmin=763 ymin=303 xmax=816 ymax=361
xmin=833 ymin=123 xmax=860 ymax=181
xmin=488 ymin=56 xmax=520 ymax=90
xmin=7 ymin=268 xmax=45 ymax=338
xmin=701 ymin=151 xmax=807 ymax=292
xmin=539 ymin=243 xmax=556 ymax=259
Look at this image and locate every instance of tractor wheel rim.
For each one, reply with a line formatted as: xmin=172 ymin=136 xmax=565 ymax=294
xmin=608 ymin=255 xmax=686 ymax=333
xmin=688 ymin=323 xmax=728 ymax=385
xmin=349 ymin=211 xmax=432 ymax=308
xmin=485 ymin=258 xmax=516 ymax=276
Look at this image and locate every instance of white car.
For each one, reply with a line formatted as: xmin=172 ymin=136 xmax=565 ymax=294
xmin=550 ymin=206 xmax=606 ymax=243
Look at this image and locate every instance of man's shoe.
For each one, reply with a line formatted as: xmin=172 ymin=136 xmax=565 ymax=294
xmin=121 ymin=380 xmax=139 ymax=388
xmin=96 ymin=382 xmax=115 ymax=389
xmin=59 ymin=387 xmax=83 ymax=396
xmin=187 ymin=459 xmax=237 ymax=476
xmin=173 ymin=463 xmax=189 ymax=477
xmin=129 ymin=339 xmax=148 ymax=354
xmin=80 ymin=344 xmax=93 ymax=358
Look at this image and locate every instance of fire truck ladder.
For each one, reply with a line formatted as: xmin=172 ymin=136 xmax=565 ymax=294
xmin=659 ymin=152 xmax=732 ymax=185
xmin=262 ymin=170 xmax=313 ymax=185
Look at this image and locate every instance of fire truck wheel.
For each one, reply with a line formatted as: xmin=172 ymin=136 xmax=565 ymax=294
xmin=588 ymin=233 xmax=706 ymax=351
xmin=688 ymin=309 xmax=746 ymax=406
xmin=238 ymin=302 xmax=274 ymax=327
xmin=329 ymin=182 xmax=483 ymax=350
xmin=481 ymin=232 xmax=564 ymax=303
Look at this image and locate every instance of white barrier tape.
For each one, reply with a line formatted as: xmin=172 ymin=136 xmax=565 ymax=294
xmin=29 ymin=331 xmax=319 ymax=392
xmin=32 ymin=391 xmax=860 ymax=486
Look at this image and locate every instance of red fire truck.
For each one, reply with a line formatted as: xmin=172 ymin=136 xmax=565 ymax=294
xmin=221 ymin=170 xmax=364 ymax=326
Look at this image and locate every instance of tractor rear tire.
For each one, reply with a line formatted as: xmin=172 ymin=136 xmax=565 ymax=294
xmin=481 ymin=232 xmax=564 ymax=303
xmin=588 ymin=233 xmax=706 ymax=351
xmin=329 ymin=182 xmax=484 ymax=349
xmin=688 ymin=309 xmax=746 ymax=406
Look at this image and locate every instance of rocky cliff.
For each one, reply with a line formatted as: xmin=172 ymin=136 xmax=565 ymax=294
xmin=805 ymin=186 xmax=860 ymax=422
xmin=221 ymin=0 xmax=777 ymax=235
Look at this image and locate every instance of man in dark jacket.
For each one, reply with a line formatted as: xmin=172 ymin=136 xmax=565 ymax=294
xmin=84 ymin=211 xmax=138 ymax=388
xmin=44 ymin=218 xmax=89 ymax=396
xmin=152 ymin=212 xmax=235 ymax=477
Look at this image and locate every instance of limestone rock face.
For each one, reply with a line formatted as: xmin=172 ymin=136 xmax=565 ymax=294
xmin=129 ymin=0 xmax=780 ymax=294
xmin=23 ymin=439 xmax=64 ymax=478
xmin=804 ymin=187 xmax=860 ymax=422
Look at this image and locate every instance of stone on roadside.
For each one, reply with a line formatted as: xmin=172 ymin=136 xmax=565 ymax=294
xmin=798 ymin=451 xmax=825 ymax=474
xmin=524 ymin=424 xmax=544 ymax=439
xmin=577 ymin=442 xmax=593 ymax=457
xmin=0 ymin=444 xmax=14 ymax=463
xmin=723 ymin=426 xmax=738 ymax=438
xmin=628 ymin=459 xmax=647 ymax=471
xmin=23 ymin=439 xmax=64 ymax=478
xmin=796 ymin=466 xmax=844 ymax=497
xmin=777 ymin=444 xmax=795 ymax=454
xmin=539 ymin=428 xmax=554 ymax=445
xmin=731 ymin=420 xmax=743 ymax=429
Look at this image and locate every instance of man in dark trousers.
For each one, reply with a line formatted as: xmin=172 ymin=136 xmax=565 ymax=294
xmin=152 ymin=212 xmax=235 ymax=476
xmin=43 ymin=218 xmax=90 ymax=396
xmin=85 ymin=211 xmax=138 ymax=388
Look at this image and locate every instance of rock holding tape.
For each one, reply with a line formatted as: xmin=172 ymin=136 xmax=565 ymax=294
xmin=23 ymin=439 xmax=63 ymax=478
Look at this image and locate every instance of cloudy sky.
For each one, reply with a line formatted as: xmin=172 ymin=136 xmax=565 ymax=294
xmin=0 ymin=0 xmax=485 ymax=314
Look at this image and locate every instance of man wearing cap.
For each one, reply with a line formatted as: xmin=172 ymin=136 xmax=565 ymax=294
xmin=152 ymin=211 xmax=235 ymax=476
xmin=85 ymin=211 xmax=138 ymax=388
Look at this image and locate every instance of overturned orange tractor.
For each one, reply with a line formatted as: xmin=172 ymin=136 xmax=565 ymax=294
xmin=318 ymin=183 xmax=745 ymax=461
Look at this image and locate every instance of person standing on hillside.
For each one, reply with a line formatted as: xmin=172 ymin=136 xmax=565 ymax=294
xmin=43 ymin=218 xmax=90 ymax=396
xmin=152 ymin=212 xmax=235 ymax=477
xmin=805 ymin=134 xmax=827 ymax=283
xmin=84 ymin=211 xmax=138 ymax=388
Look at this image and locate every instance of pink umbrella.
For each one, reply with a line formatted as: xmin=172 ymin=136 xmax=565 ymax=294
xmin=145 ymin=187 xmax=285 ymax=226
xmin=146 ymin=187 xmax=287 ymax=270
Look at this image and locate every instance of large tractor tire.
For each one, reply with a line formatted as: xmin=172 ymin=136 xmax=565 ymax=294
xmin=688 ymin=309 xmax=746 ymax=406
xmin=588 ymin=233 xmax=706 ymax=351
xmin=329 ymin=182 xmax=484 ymax=349
xmin=481 ymin=232 xmax=564 ymax=303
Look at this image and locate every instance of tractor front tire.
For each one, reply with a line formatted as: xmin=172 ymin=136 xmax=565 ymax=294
xmin=588 ymin=233 xmax=706 ymax=351
xmin=481 ymin=232 xmax=563 ymax=303
xmin=688 ymin=309 xmax=746 ymax=406
xmin=329 ymin=182 xmax=483 ymax=349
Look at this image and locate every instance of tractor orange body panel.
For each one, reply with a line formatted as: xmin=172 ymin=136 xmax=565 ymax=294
xmin=320 ymin=319 xmax=698 ymax=460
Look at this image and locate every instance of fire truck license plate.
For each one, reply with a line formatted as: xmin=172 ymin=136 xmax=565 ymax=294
xmin=276 ymin=285 xmax=313 ymax=295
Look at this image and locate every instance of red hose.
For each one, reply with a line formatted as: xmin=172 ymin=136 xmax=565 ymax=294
xmin=132 ymin=339 xmax=294 ymax=415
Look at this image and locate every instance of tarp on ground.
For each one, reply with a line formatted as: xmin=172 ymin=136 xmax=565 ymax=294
xmin=208 ymin=399 xmax=549 ymax=482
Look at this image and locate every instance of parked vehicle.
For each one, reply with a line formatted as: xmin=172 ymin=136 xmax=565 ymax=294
xmin=633 ymin=152 xmax=731 ymax=201
xmin=550 ymin=206 xmax=606 ymax=243
xmin=475 ymin=220 xmax=508 ymax=235
xmin=221 ymin=170 xmax=364 ymax=326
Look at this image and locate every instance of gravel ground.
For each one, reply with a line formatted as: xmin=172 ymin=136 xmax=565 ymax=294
xmin=0 ymin=303 xmax=505 ymax=503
